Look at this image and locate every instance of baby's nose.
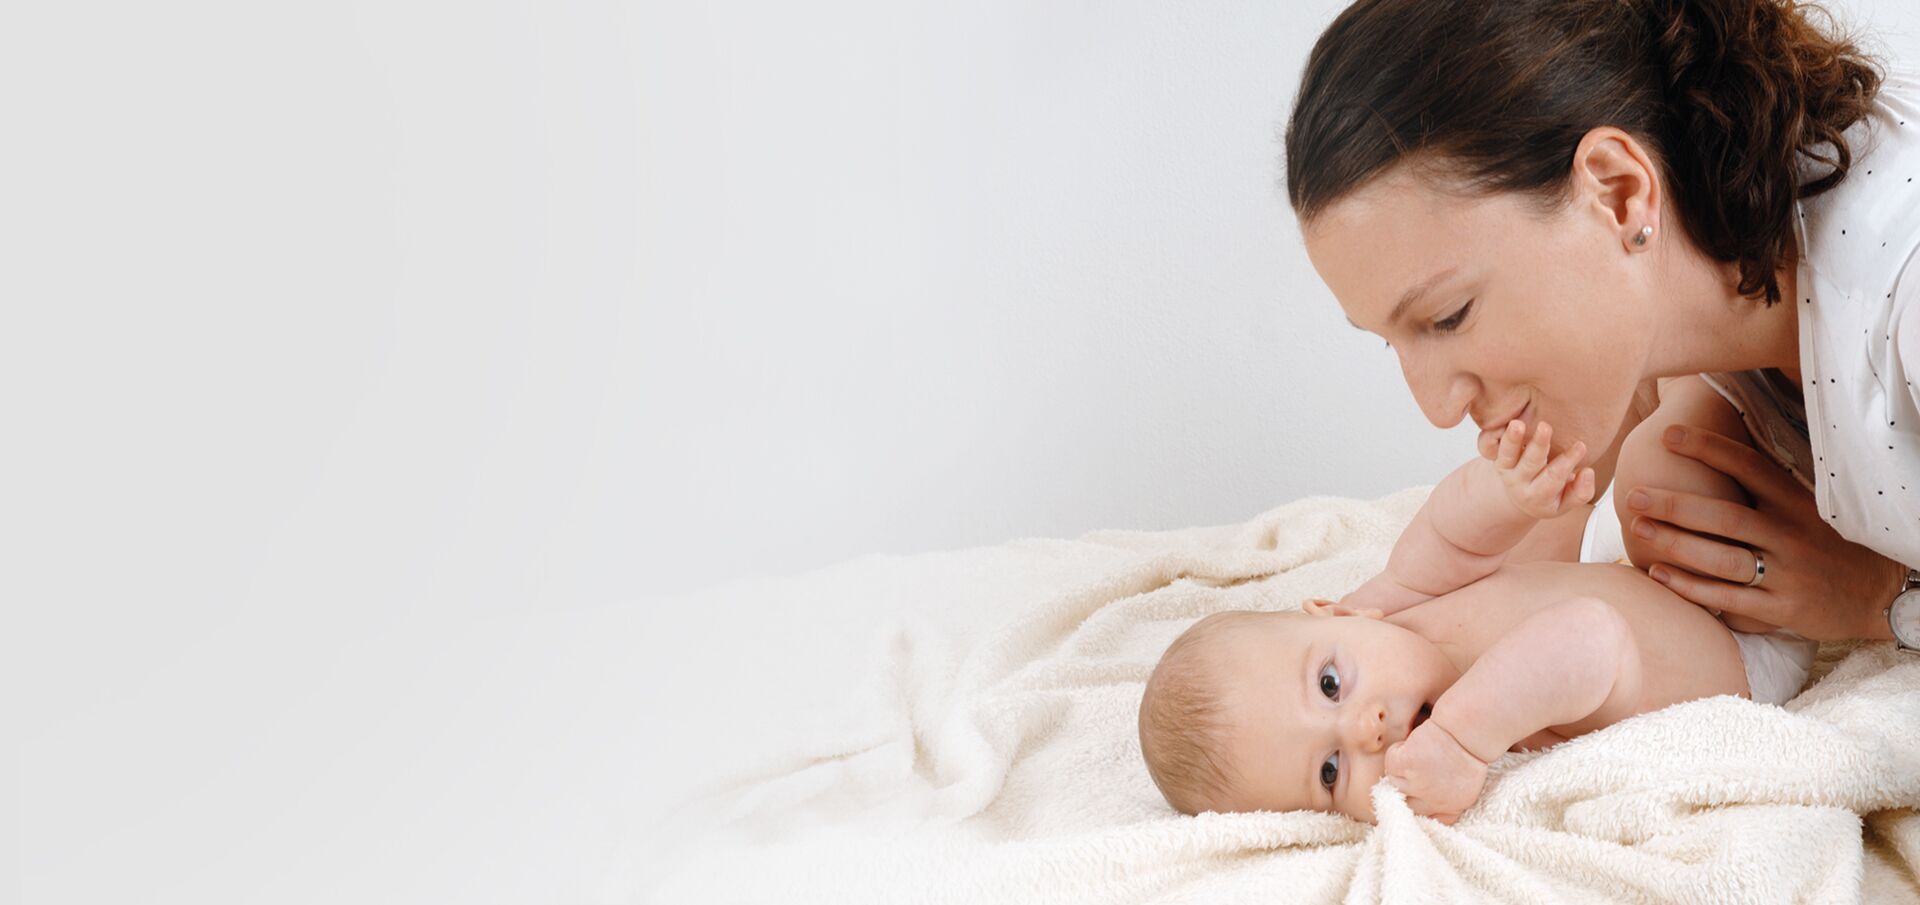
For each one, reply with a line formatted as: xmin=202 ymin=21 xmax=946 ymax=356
xmin=1344 ymin=703 xmax=1389 ymax=753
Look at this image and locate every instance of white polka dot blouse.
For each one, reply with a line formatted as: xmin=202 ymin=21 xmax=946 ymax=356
xmin=1758 ymin=60 xmax=1920 ymax=570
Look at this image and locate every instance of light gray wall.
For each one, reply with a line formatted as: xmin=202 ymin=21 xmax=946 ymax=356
xmin=14 ymin=2 xmax=1920 ymax=901
xmin=13 ymin=0 xmax=1920 ymax=727
xmin=637 ymin=0 xmax=1474 ymax=596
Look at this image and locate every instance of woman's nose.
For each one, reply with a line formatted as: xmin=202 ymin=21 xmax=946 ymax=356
xmin=1396 ymin=348 xmax=1473 ymax=429
xmin=1343 ymin=702 xmax=1389 ymax=754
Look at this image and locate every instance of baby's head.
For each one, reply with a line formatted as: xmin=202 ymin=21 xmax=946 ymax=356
xmin=1137 ymin=600 xmax=1459 ymax=823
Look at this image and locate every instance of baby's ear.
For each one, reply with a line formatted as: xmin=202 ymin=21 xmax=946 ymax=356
xmin=1303 ymin=598 xmax=1383 ymax=620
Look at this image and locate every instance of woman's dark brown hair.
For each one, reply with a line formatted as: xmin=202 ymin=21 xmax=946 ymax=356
xmin=1283 ymin=0 xmax=1886 ymax=306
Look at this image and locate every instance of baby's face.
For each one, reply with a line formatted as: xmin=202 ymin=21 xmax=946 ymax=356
xmin=1209 ymin=606 xmax=1460 ymax=823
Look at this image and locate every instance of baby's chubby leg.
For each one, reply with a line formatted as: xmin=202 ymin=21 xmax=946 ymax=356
xmin=1613 ymin=375 xmax=1778 ymax=633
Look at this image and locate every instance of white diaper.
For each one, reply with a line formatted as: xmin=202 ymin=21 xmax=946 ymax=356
xmin=1579 ymin=488 xmax=1817 ymax=706
xmin=1580 ymin=485 xmax=1630 ymax=565
xmin=1727 ymin=628 xmax=1820 ymax=705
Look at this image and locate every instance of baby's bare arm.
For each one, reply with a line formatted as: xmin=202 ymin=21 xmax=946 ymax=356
xmin=1345 ymin=425 xmax=1593 ymax=615
xmin=1341 ymin=461 xmax=1520 ymax=614
xmin=1428 ymin=596 xmax=1641 ymax=763
xmin=1383 ymin=595 xmax=1641 ymax=823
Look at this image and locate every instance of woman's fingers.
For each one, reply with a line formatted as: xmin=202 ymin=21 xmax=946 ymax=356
xmin=1626 ymin=486 xmax=1783 ymax=549
xmin=1646 ymin=563 xmax=1783 ymax=625
xmin=1628 ymin=512 xmax=1760 ymax=583
xmin=1661 ymin=426 xmax=1810 ymax=511
xmin=1645 ymin=425 xmax=1909 ymax=641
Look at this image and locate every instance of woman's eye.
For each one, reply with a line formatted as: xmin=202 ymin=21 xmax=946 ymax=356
xmin=1433 ymin=299 xmax=1474 ymax=333
xmin=1320 ymin=752 xmax=1340 ymax=790
xmin=1318 ymin=663 xmax=1340 ymax=699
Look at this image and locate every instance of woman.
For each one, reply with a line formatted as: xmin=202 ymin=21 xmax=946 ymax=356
xmin=1283 ymin=0 xmax=1920 ymax=644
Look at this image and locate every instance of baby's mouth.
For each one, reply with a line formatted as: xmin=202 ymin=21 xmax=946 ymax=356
xmin=1411 ymin=703 xmax=1433 ymax=733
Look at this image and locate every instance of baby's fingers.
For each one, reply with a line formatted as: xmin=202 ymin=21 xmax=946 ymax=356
xmin=1558 ymin=467 xmax=1597 ymax=509
xmin=1520 ymin=440 xmax=1582 ymax=513
xmin=1397 ymin=792 xmax=1458 ymax=825
xmin=1542 ymin=439 xmax=1586 ymax=484
xmin=1525 ymin=436 xmax=1580 ymax=491
xmin=1517 ymin=422 xmax=1552 ymax=475
xmin=1494 ymin=420 xmax=1527 ymax=469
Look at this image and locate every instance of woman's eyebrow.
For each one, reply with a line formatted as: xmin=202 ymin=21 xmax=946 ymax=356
xmin=1388 ymin=267 xmax=1458 ymax=326
xmin=1345 ymin=267 xmax=1458 ymax=332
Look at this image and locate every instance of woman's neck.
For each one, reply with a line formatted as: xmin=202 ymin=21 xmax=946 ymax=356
xmin=1648 ymin=244 xmax=1802 ymax=385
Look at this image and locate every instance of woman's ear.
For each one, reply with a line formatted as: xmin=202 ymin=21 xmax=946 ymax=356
xmin=1303 ymin=598 xmax=1383 ymax=620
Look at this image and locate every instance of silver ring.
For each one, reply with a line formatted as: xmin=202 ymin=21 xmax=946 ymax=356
xmin=1744 ymin=550 xmax=1767 ymax=588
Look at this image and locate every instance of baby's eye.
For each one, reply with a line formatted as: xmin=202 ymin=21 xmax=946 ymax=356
xmin=1318 ymin=662 xmax=1341 ymax=699
xmin=1320 ymin=752 xmax=1340 ymax=791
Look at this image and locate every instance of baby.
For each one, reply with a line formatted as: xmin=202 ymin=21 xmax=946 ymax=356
xmin=1137 ymin=377 xmax=1804 ymax=824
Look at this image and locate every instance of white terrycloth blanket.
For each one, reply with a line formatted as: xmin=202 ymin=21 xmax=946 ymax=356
xmin=637 ymin=488 xmax=1920 ymax=904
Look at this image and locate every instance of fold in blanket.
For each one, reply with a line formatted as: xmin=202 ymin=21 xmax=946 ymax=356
xmin=640 ymin=488 xmax=1920 ymax=904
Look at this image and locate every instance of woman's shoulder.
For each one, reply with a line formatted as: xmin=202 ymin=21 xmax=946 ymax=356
xmin=1795 ymin=60 xmax=1920 ymax=293
xmin=1793 ymin=73 xmax=1920 ymax=569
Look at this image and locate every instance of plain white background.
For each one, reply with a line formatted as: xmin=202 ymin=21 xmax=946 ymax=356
xmin=10 ymin=1 xmax=1919 ymax=902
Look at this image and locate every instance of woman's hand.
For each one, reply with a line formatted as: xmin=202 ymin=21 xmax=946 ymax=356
xmin=1384 ymin=719 xmax=1486 ymax=826
xmin=1625 ymin=425 xmax=1906 ymax=641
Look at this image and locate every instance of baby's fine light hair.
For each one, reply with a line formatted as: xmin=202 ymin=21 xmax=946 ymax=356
xmin=1138 ymin=610 xmax=1272 ymax=815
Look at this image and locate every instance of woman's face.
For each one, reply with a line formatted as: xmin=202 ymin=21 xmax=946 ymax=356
xmin=1300 ymin=162 xmax=1657 ymax=464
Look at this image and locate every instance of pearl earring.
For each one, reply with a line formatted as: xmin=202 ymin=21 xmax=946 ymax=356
xmin=1633 ymin=225 xmax=1653 ymax=246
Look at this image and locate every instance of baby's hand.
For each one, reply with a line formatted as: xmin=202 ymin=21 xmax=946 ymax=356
xmin=1492 ymin=420 xmax=1596 ymax=519
xmin=1383 ymin=719 xmax=1487 ymax=825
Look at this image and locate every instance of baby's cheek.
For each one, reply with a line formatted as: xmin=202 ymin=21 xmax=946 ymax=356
xmin=1354 ymin=759 xmax=1388 ymax=821
xmin=1347 ymin=790 xmax=1377 ymax=825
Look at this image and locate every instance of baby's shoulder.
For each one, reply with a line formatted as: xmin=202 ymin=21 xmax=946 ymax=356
xmin=1408 ymin=560 xmax=1748 ymax=732
xmin=1399 ymin=561 xmax=1711 ymax=658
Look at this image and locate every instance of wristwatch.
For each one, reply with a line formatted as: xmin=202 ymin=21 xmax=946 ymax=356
xmin=1889 ymin=570 xmax=1920 ymax=653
